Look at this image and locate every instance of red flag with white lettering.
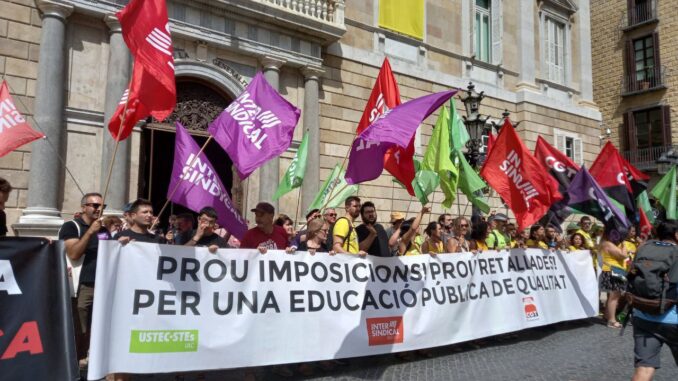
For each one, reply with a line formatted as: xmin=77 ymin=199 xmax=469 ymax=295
xmin=0 ymin=80 xmax=44 ymax=157
xmin=480 ymin=120 xmax=562 ymax=230
xmin=108 ymin=0 xmax=176 ymax=141
xmin=356 ymin=58 xmax=415 ymax=196
xmin=589 ymin=141 xmax=635 ymax=214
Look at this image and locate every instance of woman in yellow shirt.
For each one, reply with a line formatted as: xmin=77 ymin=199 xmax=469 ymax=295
xmin=526 ymin=224 xmax=548 ymax=249
xmin=468 ymin=221 xmax=490 ymax=252
xmin=398 ymin=206 xmax=430 ymax=256
xmin=568 ymin=232 xmax=586 ymax=251
xmin=599 ymin=229 xmax=628 ymax=328
xmin=422 ymin=222 xmax=445 ymax=255
xmin=622 ymin=226 xmax=639 ymax=269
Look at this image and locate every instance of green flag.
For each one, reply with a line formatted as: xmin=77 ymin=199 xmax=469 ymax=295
xmin=273 ymin=133 xmax=309 ymax=201
xmin=449 ymin=99 xmax=469 ymax=150
xmin=308 ymin=164 xmax=359 ymax=212
xmin=651 ymin=165 xmax=677 ymax=219
xmin=422 ymin=106 xmax=459 ymax=208
xmin=452 ymin=149 xmax=490 ymax=213
xmin=637 ymin=190 xmax=656 ymax=223
xmin=412 ymin=158 xmax=440 ymax=205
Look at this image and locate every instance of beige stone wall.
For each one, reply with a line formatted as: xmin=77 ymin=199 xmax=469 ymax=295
xmin=0 ymin=0 xmax=41 ymax=232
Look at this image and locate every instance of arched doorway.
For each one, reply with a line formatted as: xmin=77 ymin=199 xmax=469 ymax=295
xmin=138 ymin=78 xmax=242 ymax=231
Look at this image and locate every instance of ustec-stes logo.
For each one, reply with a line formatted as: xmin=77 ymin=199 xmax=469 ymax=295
xmin=522 ymin=297 xmax=540 ymax=321
xmin=366 ymin=316 xmax=404 ymax=346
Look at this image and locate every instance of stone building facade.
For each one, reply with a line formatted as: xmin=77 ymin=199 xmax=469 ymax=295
xmin=0 ymin=0 xmax=601 ymax=236
xmin=591 ymin=0 xmax=676 ymax=181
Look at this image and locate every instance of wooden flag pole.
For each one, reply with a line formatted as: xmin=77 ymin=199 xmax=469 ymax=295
xmin=150 ymin=136 xmax=213 ymax=231
xmin=294 ymin=188 xmax=302 ymax=228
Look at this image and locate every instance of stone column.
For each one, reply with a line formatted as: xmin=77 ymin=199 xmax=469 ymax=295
xmin=100 ymin=15 xmax=132 ymax=214
xmin=18 ymin=0 xmax=73 ymax=235
xmin=300 ymin=66 xmax=323 ymax=214
xmin=516 ymin=0 xmax=536 ymax=90
xmin=577 ymin=0 xmax=595 ymax=106
xmin=258 ymin=57 xmax=285 ymax=210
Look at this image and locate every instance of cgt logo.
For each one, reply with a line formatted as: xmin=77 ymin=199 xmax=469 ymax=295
xmin=523 ymin=297 xmax=540 ymax=321
xmin=366 ymin=316 xmax=403 ymax=346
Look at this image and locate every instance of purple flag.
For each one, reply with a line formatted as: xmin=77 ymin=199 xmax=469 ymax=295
xmin=169 ymin=123 xmax=248 ymax=239
xmin=567 ymin=166 xmax=630 ymax=243
xmin=345 ymin=90 xmax=456 ymax=185
xmin=208 ymin=72 xmax=301 ymax=179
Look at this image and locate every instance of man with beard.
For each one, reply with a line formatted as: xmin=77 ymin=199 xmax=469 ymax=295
xmin=332 ymin=196 xmax=366 ymax=255
xmin=184 ymin=206 xmax=229 ymax=252
xmin=356 ymin=201 xmax=390 ymax=257
xmin=117 ymin=199 xmax=165 ymax=244
xmin=438 ymin=213 xmax=454 ymax=246
xmin=58 ymin=192 xmax=111 ymax=366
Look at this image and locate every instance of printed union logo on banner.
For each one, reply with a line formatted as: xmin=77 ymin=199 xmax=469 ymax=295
xmin=522 ymin=297 xmax=540 ymax=321
xmin=129 ymin=330 xmax=199 ymax=353
xmin=366 ymin=316 xmax=404 ymax=346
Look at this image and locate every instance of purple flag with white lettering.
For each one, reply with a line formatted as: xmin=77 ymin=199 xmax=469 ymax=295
xmin=208 ymin=72 xmax=301 ymax=179
xmin=169 ymin=122 xmax=248 ymax=239
xmin=345 ymin=90 xmax=456 ymax=185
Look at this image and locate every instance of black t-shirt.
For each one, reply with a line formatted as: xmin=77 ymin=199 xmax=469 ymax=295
xmin=117 ymin=229 xmax=166 ymax=244
xmin=195 ymin=233 xmax=229 ymax=248
xmin=356 ymin=223 xmax=391 ymax=257
xmin=58 ymin=218 xmax=111 ymax=285
xmin=298 ymin=240 xmax=329 ymax=252
xmin=0 ymin=210 xmax=7 ymax=237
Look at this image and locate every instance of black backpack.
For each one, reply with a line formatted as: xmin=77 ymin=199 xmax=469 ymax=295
xmin=625 ymin=240 xmax=678 ymax=315
xmin=327 ymin=217 xmax=353 ymax=251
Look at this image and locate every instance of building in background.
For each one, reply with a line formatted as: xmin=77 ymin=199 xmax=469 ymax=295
xmin=591 ymin=0 xmax=676 ymax=181
xmin=0 ymin=0 xmax=600 ymax=236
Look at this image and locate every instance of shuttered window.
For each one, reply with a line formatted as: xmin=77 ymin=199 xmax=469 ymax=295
xmin=545 ymin=17 xmax=565 ymax=84
xmin=555 ymin=132 xmax=582 ymax=165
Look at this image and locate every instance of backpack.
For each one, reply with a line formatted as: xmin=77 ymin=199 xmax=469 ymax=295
xmin=327 ymin=217 xmax=353 ymax=252
xmin=625 ymin=240 xmax=678 ymax=315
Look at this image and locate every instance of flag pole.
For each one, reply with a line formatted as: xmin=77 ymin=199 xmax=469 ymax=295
xmin=294 ymin=188 xmax=302 ymax=227
xmin=322 ymin=136 xmax=358 ymax=209
xmin=150 ymin=136 xmax=213 ymax=231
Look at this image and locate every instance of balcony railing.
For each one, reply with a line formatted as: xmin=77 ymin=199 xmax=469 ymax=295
xmin=622 ymin=0 xmax=657 ymax=30
xmin=255 ymin=0 xmax=345 ymax=25
xmin=622 ymin=145 xmax=676 ymax=171
xmin=621 ymin=65 xmax=666 ymax=96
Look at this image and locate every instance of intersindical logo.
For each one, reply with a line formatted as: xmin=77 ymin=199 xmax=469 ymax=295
xmin=129 ymin=330 xmax=198 ymax=353
xmin=366 ymin=316 xmax=404 ymax=346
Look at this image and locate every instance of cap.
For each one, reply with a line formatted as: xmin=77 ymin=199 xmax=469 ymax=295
xmin=251 ymin=202 xmax=275 ymax=215
xmin=492 ymin=213 xmax=508 ymax=222
xmin=390 ymin=211 xmax=406 ymax=223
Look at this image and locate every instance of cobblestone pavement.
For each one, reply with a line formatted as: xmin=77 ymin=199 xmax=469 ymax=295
xmin=99 ymin=318 xmax=678 ymax=381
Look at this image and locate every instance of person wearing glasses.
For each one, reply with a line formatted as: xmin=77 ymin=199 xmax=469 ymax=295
xmin=576 ymin=215 xmax=598 ymax=269
xmin=58 ymin=192 xmax=111 ymax=367
xmin=446 ymin=217 xmax=470 ymax=253
xmin=323 ymin=207 xmax=337 ymax=225
xmin=183 ymin=207 xmax=229 ymax=253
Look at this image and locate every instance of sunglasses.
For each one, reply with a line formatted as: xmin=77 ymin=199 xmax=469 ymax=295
xmin=326 ymin=213 xmax=337 ymax=217
xmin=460 ymin=224 xmax=469 ymax=227
xmin=84 ymin=203 xmax=107 ymax=209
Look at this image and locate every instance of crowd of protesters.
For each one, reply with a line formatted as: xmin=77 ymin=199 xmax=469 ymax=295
xmin=1 ymin=175 xmax=676 ymax=381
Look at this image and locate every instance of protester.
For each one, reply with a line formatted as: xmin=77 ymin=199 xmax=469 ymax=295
xmin=438 ymin=213 xmax=454 ymax=246
xmin=421 ymin=221 xmax=445 ymax=255
xmin=323 ymin=207 xmax=337 ymax=225
xmin=387 ymin=211 xmax=406 ymax=255
xmin=183 ymin=207 xmax=229 ymax=253
xmin=526 ymin=224 xmax=548 ymax=249
xmin=569 ymin=232 xmax=586 ymax=251
xmin=297 ymin=218 xmax=330 ymax=254
xmin=332 ymin=196 xmax=366 ymax=255
xmin=292 ymin=208 xmax=321 ymax=247
xmin=576 ymin=216 xmax=597 ymax=252
xmin=0 ymin=177 xmax=12 ymax=237
xmin=170 ymin=212 xmax=195 ymax=245
xmin=117 ymin=199 xmax=166 ymax=244
xmin=629 ymin=221 xmax=678 ymax=381
xmin=447 ymin=217 xmax=470 ymax=252
xmin=274 ymin=213 xmax=296 ymax=243
xmin=516 ymin=228 xmax=530 ymax=248
xmin=623 ymin=225 xmax=640 ymax=266
xmin=545 ymin=224 xmax=564 ymax=250
xmin=58 ymin=192 xmax=110 ymax=366
xmin=241 ymin=202 xmax=292 ymax=253
xmin=505 ymin=223 xmax=518 ymax=248
xmin=356 ymin=201 xmax=390 ymax=257
xmin=398 ymin=206 xmax=430 ymax=256
xmin=599 ymin=228 xmax=628 ymax=328
xmin=486 ymin=213 xmax=509 ymax=250
xmin=469 ymin=221 xmax=490 ymax=252
xmin=102 ymin=215 xmax=123 ymax=238
xmin=121 ymin=202 xmax=133 ymax=231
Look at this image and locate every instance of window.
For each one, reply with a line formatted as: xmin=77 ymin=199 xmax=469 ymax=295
xmin=634 ymin=35 xmax=655 ymax=83
xmin=555 ymin=132 xmax=582 ymax=165
xmin=545 ymin=17 xmax=565 ymax=84
xmin=473 ymin=0 xmax=502 ymax=64
xmin=625 ymin=33 xmax=662 ymax=92
xmin=624 ymin=106 xmax=671 ymax=152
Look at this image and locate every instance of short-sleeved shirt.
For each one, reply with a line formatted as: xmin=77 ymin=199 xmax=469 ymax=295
xmin=486 ymin=229 xmax=508 ymax=249
xmin=526 ymin=239 xmax=548 ymax=249
xmin=356 ymin=223 xmax=390 ymax=257
xmin=195 ymin=233 xmax=229 ymax=248
xmin=117 ymin=229 xmax=165 ymax=244
xmin=58 ymin=218 xmax=111 ymax=285
xmin=241 ymin=225 xmax=289 ymax=250
xmin=333 ymin=217 xmax=359 ymax=254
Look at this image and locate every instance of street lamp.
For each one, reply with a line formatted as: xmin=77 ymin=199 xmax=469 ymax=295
xmin=459 ymin=82 xmax=491 ymax=168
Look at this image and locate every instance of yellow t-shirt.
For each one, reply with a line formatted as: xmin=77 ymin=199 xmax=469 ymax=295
xmin=622 ymin=239 xmax=638 ymax=270
xmin=601 ymin=243 xmax=626 ymax=272
xmin=526 ymin=239 xmax=548 ymax=249
xmin=423 ymin=239 xmax=445 ymax=254
xmin=332 ymin=217 xmax=359 ymax=254
xmin=403 ymin=239 xmax=422 ymax=256
xmin=475 ymin=240 xmax=489 ymax=251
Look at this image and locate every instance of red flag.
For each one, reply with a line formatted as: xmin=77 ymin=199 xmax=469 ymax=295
xmin=0 ymin=80 xmax=44 ymax=157
xmin=620 ymin=155 xmax=650 ymax=197
xmin=589 ymin=141 xmax=635 ymax=213
xmin=486 ymin=131 xmax=496 ymax=158
xmin=638 ymin=207 xmax=652 ymax=240
xmin=356 ymin=58 xmax=415 ymax=195
xmin=534 ymin=136 xmax=580 ymax=187
xmin=480 ymin=120 xmax=562 ymax=230
xmin=108 ymin=0 xmax=176 ymax=141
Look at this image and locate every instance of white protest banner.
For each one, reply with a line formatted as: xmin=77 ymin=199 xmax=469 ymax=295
xmin=88 ymin=242 xmax=598 ymax=379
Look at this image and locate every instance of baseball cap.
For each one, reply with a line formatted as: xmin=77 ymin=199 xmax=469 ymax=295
xmin=492 ymin=213 xmax=508 ymax=222
xmin=251 ymin=202 xmax=275 ymax=215
xmin=390 ymin=211 xmax=406 ymax=223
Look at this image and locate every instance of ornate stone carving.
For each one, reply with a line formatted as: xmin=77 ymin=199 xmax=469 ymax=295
xmin=153 ymin=82 xmax=230 ymax=132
